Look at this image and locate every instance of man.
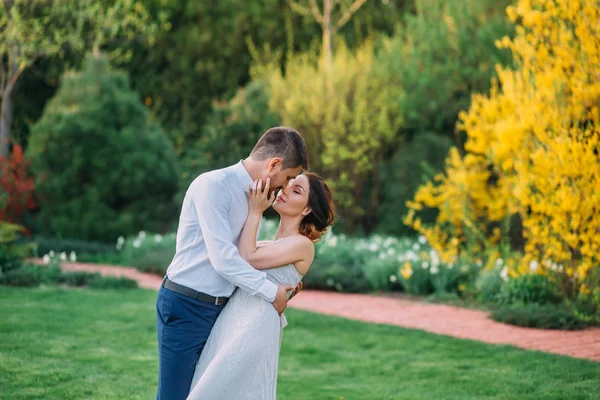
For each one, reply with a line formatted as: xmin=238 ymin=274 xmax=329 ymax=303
xmin=155 ymin=126 xmax=309 ymax=400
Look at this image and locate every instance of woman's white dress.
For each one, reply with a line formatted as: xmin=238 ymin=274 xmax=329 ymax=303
xmin=187 ymin=262 xmax=303 ymax=400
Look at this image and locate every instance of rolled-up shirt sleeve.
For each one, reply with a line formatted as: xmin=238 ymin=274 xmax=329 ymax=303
xmin=190 ymin=177 xmax=278 ymax=303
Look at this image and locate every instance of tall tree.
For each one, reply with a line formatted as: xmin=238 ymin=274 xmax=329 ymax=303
xmin=0 ymin=0 xmax=161 ymax=157
xmin=289 ymin=0 xmax=369 ymax=91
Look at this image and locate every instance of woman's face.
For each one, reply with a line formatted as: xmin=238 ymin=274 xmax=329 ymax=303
xmin=273 ymin=174 xmax=311 ymax=217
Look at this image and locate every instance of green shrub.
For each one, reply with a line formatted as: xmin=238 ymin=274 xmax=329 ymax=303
xmin=75 ymin=231 xmax=176 ymax=274
xmin=0 ymin=222 xmax=36 ymax=283
xmin=304 ymin=262 xmax=371 ymax=293
xmin=304 ymin=235 xmax=372 ymax=293
xmin=378 ymin=133 xmax=453 ymax=236
xmin=27 ymin=54 xmax=179 ymax=243
xmin=2 ymin=263 xmax=64 ymax=288
xmin=34 ymin=236 xmax=117 ymax=257
xmin=397 ymin=262 xmax=435 ymax=295
xmin=0 ymin=245 xmax=23 ymax=280
xmin=429 ymin=263 xmax=467 ymax=294
xmin=496 ymin=274 xmax=561 ymax=306
xmin=41 ymin=265 xmax=64 ymax=284
xmin=58 ymin=271 xmax=99 ymax=287
xmin=0 ymin=257 xmax=138 ymax=289
xmin=2 ymin=264 xmax=43 ymax=287
xmin=56 ymin=271 xmax=138 ymax=289
xmin=571 ymin=288 xmax=600 ymax=325
xmin=491 ymin=303 xmax=588 ymax=330
xmin=88 ymin=274 xmax=139 ymax=290
xmin=363 ymin=256 xmax=404 ymax=292
xmin=131 ymin=250 xmax=174 ymax=275
xmin=476 ymin=268 xmax=505 ymax=303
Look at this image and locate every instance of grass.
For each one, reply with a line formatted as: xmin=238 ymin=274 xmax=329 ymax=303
xmin=1 ymin=287 xmax=598 ymax=400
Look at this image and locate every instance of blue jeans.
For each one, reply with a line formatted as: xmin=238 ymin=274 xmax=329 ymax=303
xmin=155 ymin=279 xmax=226 ymax=400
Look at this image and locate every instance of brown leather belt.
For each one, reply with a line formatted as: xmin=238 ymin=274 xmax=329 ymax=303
xmin=162 ymin=278 xmax=229 ymax=306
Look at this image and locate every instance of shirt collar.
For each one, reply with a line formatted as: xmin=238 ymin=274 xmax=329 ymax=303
xmin=233 ymin=159 xmax=254 ymax=187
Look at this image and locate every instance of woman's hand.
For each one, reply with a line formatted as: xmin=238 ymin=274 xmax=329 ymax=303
xmin=247 ymin=178 xmax=275 ymax=215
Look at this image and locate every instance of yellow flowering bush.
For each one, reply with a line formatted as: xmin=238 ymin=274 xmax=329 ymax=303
xmin=406 ymin=0 xmax=600 ymax=313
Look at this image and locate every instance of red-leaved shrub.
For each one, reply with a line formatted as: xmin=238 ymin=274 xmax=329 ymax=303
xmin=0 ymin=145 xmax=36 ymax=224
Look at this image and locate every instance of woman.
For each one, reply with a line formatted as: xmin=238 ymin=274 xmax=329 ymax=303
xmin=187 ymin=172 xmax=335 ymax=400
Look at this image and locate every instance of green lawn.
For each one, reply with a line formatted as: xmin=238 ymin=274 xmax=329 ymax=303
xmin=1 ymin=287 xmax=598 ymax=400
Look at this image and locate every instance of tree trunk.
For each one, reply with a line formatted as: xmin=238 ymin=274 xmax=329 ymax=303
xmin=0 ymin=90 xmax=12 ymax=158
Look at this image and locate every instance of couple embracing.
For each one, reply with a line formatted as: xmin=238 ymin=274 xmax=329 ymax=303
xmin=156 ymin=127 xmax=336 ymax=399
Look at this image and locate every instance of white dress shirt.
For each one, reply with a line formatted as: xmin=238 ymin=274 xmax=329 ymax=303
xmin=166 ymin=160 xmax=278 ymax=303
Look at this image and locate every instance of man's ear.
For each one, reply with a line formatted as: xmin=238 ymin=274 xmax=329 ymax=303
xmin=269 ymin=157 xmax=282 ymax=171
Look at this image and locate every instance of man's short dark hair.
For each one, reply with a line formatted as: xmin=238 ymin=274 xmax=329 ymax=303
xmin=250 ymin=127 xmax=309 ymax=171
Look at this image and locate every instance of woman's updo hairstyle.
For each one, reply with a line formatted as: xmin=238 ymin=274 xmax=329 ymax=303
xmin=299 ymin=172 xmax=336 ymax=242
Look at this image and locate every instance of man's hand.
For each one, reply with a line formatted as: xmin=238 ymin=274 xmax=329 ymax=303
xmin=288 ymin=281 xmax=303 ymax=301
xmin=272 ymin=285 xmax=294 ymax=315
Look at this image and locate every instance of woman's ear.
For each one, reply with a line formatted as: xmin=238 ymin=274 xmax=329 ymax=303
xmin=302 ymin=207 xmax=312 ymax=216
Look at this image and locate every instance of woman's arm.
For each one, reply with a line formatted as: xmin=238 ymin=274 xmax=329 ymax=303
xmin=238 ymin=178 xmax=314 ymax=271
xmin=238 ymin=178 xmax=273 ymax=262
xmin=242 ymin=235 xmax=314 ymax=271
xmin=238 ymin=210 xmax=263 ymax=261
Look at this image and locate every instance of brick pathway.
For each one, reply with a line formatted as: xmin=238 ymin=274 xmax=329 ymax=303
xmin=38 ymin=260 xmax=600 ymax=362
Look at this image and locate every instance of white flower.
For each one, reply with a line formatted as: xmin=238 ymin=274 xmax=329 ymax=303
xmin=133 ymin=239 xmax=142 ymax=248
xmin=378 ymin=253 xmax=386 ymax=260
xmin=60 ymin=252 xmax=67 ymax=261
xmin=49 ymin=250 xmax=55 ymax=258
xmin=405 ymin=250 xmax=419 ymax=262
xmin=116 ymin=243 xmax=122 ymax=251
xmin=422 ymin=261 xmax=429 ymax=269
xmin=328 ymin=236 xmax=338 ymax=247
xmin=447 ymin=263 xmax=454 ymax=269
xmin=42 ymin=255 xmax=51 ymax=265
xmin=430 ymin=250 xmax=440 ymax=267
xmin=138 ymin=231 xmax=146 ymax=239
xmin=369 ymin=243 xmax=378 ymax=252
xmin=500 ymin=267 xmax=509 ymax=281
xmin=389 ymin=275 xmax=397 ymax=283
xmin=69 ymin=251 xmax=77 ymax=262
xmin=154 ymin=234 xmax=163 ymax=243
xmin=495 ymin=258 xmax=503 ymax=267
xmin=529 ymin=260 xmax=539 ymax=273
xmin=549 ymin=262 xmax=562 ymax=272
xmin=387 ymin=248 xmax=396 ymax=256
xmin=430 ymin=266 xmax=439 ymax=275
xmin=117 ymin=236 xmax=125 ymax=246
xmin=418 ymin=235 xmax=427 ymax=245
xmin=412 ymin=243 xmax=420 ymax=251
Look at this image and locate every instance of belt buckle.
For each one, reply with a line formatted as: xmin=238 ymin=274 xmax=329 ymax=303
xmin=215 ymin=297 xmax=225 ymax=306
